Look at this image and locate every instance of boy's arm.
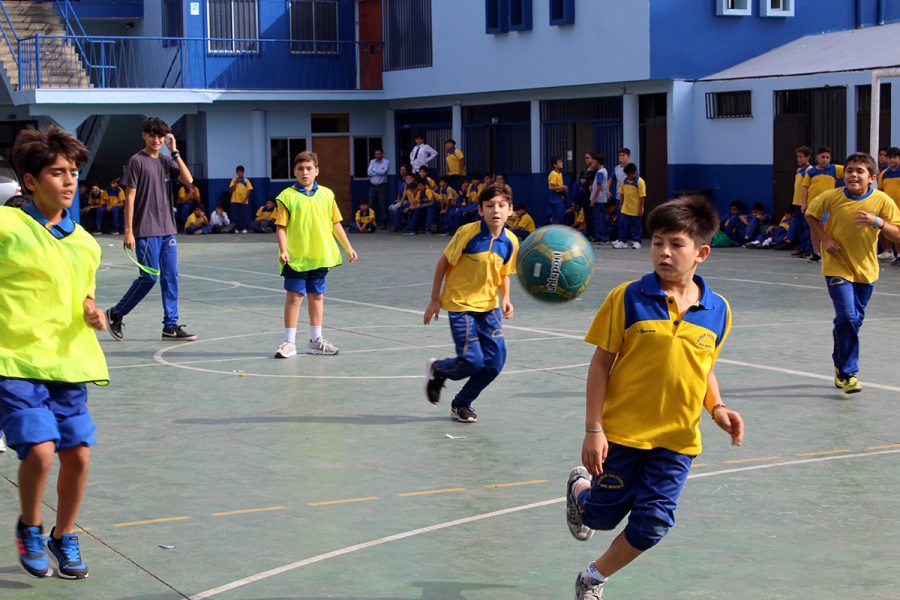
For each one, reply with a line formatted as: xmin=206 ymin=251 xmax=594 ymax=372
xmin=332 ymin=222 xmax=358 ymax=262
xmin=122 ymin=186 xmax=137 ymax=250
xmin=276 ymin=225 xmax=289 ymax=264
xmin=83 ymin=296 xmax=106 ymax=331
xmin=805 ymin=212 xmax=839 ymax=252
xmin=582 ymin=348 xmax=617 ymax=475
xmin=854 ymin=209 xmax=900 ymax=242
xmin=499 ymin=274 xmax=513 ymax=319
xmin=424 ymin=254 xmax=450 ymax=325
xmin=706 ymin=370 xmax=744 ymax=446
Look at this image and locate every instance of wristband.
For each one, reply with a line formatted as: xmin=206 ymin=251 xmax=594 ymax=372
xmin=710 ymin=403 xmax=727 ymax=417
xmin=585 ymin=428 xmax=604 ymax=433
xmin=872 ymin=216 xmax=882 ymax=230
xmin=171 ymin=151 xmax=180 ymax=160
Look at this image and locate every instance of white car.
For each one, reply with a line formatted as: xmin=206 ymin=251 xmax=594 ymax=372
xmin=0 ymin=156 xmax=23 ymax=205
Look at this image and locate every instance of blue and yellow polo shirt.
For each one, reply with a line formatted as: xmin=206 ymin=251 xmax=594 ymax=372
xmin=620 ymin=176 xmax=646 ymax=216
xmin=792 ymin=164 xmax=812 ymax=206
xmin=585 ymin=272 xmax=731 ymax=455
xmin=355 ymin=208 xmax=375 ymax=227
xmin=103 ymin=185 xmax=125 ymax=207
xmin=803 ymin=164 xmax=844 ymax=203
xmin=446 ymin=148 xmax=465 ymax=176
xmin=877 ymin=167 xmax=900 ymax=208
xmin=441 ymin=220 xmax=519 ymax=313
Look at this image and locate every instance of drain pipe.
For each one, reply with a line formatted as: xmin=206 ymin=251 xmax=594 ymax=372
xmin=877 ymin=0 xmax=885 ymax=25
xmin=855 ymin=0 xmax=863 ymax=28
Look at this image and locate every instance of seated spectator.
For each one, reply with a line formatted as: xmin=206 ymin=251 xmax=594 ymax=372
xmin=349 ymin=199 xmax=376 ymax=233
xmin=209 ymin=203 xmax=235 ymax=233
xmin=774 ymin=206 xmax=805 ymax=250
xmin=103 ymin=175 xmax=125 ymax=234
xmin=510 ymin=203 xmax=536 ymax=239
xmin=406 ymin=179 xmax=436 ymax=234
xmin=80 ymin=182 xmax=105 ymax=233
xmin=748 ymin=206 xmax=794 ymax=248
xmin=178 ymin=181 xmax=202 ymax=229
xmin=741 ymin=202 xmax=769 ymax=245
xmin=184 ymin=204 xmax=211 ymax=235
xmin=435 ymin=177 xmax=458 ymax=234
xmin=721 ymin=200 xmax=747 ymax=246
xmin=494 ymin=173 xmax=513 ymax=201
xmin=249 ymin=197 xmax=277 ymax=232
xmin=417 ymin=166 xmax=437 ymax=190
xmin=389 ymin=173 xmax=416 ymax=231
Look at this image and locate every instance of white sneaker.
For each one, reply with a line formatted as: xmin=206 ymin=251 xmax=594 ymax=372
xmin=307 ymin=337 xmax=339 ymax=355
xmin=760 ymin=238 xmax=773 ymax=248
xmin=241 ymin=229 xmax=249 ymax=234
xmin=274 ymin=341 xmax=297 ymax=359
xmin=0 ymin=436 xmax=6 ymax=453
xmin=877 ymin=251 xmax=894 ymax=260
xmin=611 ymin=240 xmax=627 ymax=249
xmin=631 ymin=241 xmax=641 ymax=249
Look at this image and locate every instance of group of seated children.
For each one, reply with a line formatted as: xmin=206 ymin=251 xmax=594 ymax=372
xmin=78 ymin=176 xmax=125 ymax=234
xmin=182 ymin=197 xmax=277 ymax=235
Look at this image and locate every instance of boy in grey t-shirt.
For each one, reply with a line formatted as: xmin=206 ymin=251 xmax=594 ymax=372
xmin=106 ymin=117 xmax=197 ymax=341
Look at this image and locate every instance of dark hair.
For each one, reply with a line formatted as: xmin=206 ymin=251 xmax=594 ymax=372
xmin=888 ymin=146 xmax=900 ymax=158
xmin=236 ymin=165 xmax=245 ymax=172
xmin=816 ymin=146 xmax=832 ymax=156
xmin=646 ymin=195 xmax=719 ymax=246
xmin=514 ymin=202 xmax=526 ymax=211
xmin=494 ymin=172 xmax=506 ymax=180
xmin=470 ymin=173 xmax=481 ymax=180
xmin=594 ymin=152 xmax=606 ymax=165
xmin=624 ymin=162 xmax=637 ymax=175
xmin=142 ymin=117 xmax=170 ymax=136
xmin=879 ymin=146 xmax=889 ymax=154
xmin=445 ymin=138 xmax=456 ymax=145
xmin=784 ymin=206 xmax=796 ymax=216
xmin=373 ymin=148 xmax=383 ymax=154
xmin=4 ymin=194 xmax=27 ymax=208
xmin=265 ymin=196 xmax=276 ymax=204
xmin=844 ymin=152 xmax=877 ymax=176
xmin=729 ymin=200 xmax=745 ymax=211
xmin=292 ymin=150 xmax=319 ymax=169
xmin=216 ymin=202 xmax=227 ymax=210
xmin=418 ymin=165 xmax=429 ymax=173
xmin=359 ymin=198 xmax=369 ymax=204
xmin=438 ymin=176 xmax=449 ymax=184
xmin=795 ymin=146 xmax=812 ymax=157
xmin=618 ymin=148 xmax=631 ymax=156
xmin=415 ymin=132 xmax=425 ymax=140
xmin=12 ymin=125 xmax=89 ymax=185
xmin=477 ymin=183 xmax=512 ymax=207
xmin=550 ymin=156 xmax=562 ymax=166
xmin=751 ymin=201 xmax=764 ymax=212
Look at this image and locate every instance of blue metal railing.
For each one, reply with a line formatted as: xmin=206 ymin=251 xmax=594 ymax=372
xmin=0 ymin=1 xmax=19 ymax=65
xmin=16 ymin=35 xmax=383 ymax=91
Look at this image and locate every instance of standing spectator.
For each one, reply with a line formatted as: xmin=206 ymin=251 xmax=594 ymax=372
xmin=613 ymin=163 xmax=646 ymax=249
xmin=229 ymin=165 xmax=253 ymax=233
xmin=577 ymin=153 xmax=598 ymax=240
xmin=445 ymin=139 xmax=465 ymax=190
xmin=791 ymin=146 xmax=814 ymax=254
xmin=547 ymin=157 xmax=568 ymax=225
xmin=877 ymin=146 xmax=900 ymax=264
xmin=102 ymin=175 xmax=125 ymax=235
xmin=366 ymin=149 xmax=389 ymax=230
xmin=591 ymin=153 xmax=611 ymax=243
xmin=410 ymin=133 xmax=438 ymax=172
xmin=105 ymin=116 xmax=197 ymax=342
xmin=802 ymin=146 xmax=844 ymax=263
xmin=613 ymin=148 xmax=631 ymax=201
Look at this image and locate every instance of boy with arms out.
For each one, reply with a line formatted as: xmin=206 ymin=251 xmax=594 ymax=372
xmin=274 ymin=151 xmax=357 ymax=359
xmin=2 ymin=126 xmax=109 ymax=579
xmin=566 ymin=196 xmax=744 ymax=599
xmin=106 ymin=117 xmax=196 ymax=341
xmin=805 ymin=152 xmax=900 ymax=393
xmin=424 ymin=185 xmax=518 ymax=423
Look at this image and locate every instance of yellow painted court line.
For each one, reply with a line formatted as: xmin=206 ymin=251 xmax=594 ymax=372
xmin=723 ymin=456 xmax=781 ymax=464
xmin=211 ymin=506 xmax=286 ymax=517
xmin=691 ymin=463 xmax=707 ymax=468
xmin=867 ymin=443 xmax=900 ymax=450
xmin=397 ymin=488 xmax=466 ymax=497
xmin=485 ymin=479 xmax=550 ymax=488
xmin=307 ymin=496 xmax=379 ymax=507
xmin=797 ymin=449 xmax=850 ymax=457
xmin=113 ymin=516 xmax=191 ymax=528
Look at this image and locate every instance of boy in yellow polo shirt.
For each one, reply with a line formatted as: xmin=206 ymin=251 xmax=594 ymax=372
xmin=102 ymin=175 xmax=126 ymax=234
xmin=229 ymin=165 xmax=253 ymax=233
xmin=876 ymin=146 xmax=900 ymax=263
xmin=802 ymin=146 xmax=845 ymax=263
xmin=2 ymin=126 xmax=109 ymax=580
xmin=424 ymin=184 xmax=517 ymax=423
xmin=274 ymin=151 xmax=357 ymax=359
xmin=612 ymin=163 xmax=646 ymax=249
xmin=566 ymin=195 xmax=744 ymax=599
xmin=806 ymin=152 xmax=900 ymax=394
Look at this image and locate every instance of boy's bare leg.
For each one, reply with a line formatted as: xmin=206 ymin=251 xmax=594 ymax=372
xmin=55 ymin=446 xmax=90 ymax=535
xmin=19 ymin=442 xmax=55 ymax=525
xmin=306 ymin=293 xmax=324 ymax=327
xmin=284 ymin=291 xmax=303 ymax=328
xmin=594 ymin=531 xmax=643 ymax=577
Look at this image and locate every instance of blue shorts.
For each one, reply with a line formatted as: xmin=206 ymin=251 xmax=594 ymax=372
xmin=576 ymin=444 xmax=693 ymax=551
xmin=282 ymin=266 xmax=328 ymax=295
xmin=0 ymin=378 xmax=96 ymax=460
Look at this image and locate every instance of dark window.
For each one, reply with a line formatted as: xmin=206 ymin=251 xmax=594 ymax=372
xmin=353 ymin=137 xmax=384 ymax=178
xmin=509 ymin=0 xmax=532 ymax=30
xmin=311 ymin=113 xmax=350 ymax=134
xmin=384 ymin=0 xmax=432 ymax=71
xmin=705 ymin=91 xmax=752 ymax=119
xmin=485 ymin=0 xmax=509 ymax=34
xmin=541 ymin=97 xmax=623 ymax=174
xmin=162 ymin=0 xmax=183 ymax=45
xmin=270 ymin=138 xmax=308 ymax=180
xmin=290 ymin=0 xmax=339 ymax=54
xmin=207 ymin=0 xmax=258 ymax=53
xmin=775 ymin=87 xmax=847 ymax=161
xmin=856 ymin=83 xmax=892 ymax=154
xmin=549 ymin=0 xmax=574 ymax=26
xmin=462 ymin=102 xmax=531 ymax=175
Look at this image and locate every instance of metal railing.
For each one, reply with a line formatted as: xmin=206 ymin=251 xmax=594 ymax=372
xmin=0 ymin=1 xmax=18 ymax=64
xmin=16 ymin=35 xmax=383 ymax=91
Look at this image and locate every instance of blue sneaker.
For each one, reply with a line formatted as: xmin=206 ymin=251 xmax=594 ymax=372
xmin=47 ymin=528 xmax=89 ymax=579
xmin=16 ymin=520 xmax=52 ymax=578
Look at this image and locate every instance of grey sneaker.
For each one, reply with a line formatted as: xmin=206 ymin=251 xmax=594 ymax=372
xmin=566 ymin=467 xmax=593 ymax=541
xmin=106 ymin=308 xmax=124 ymax=341
xmin=307 ymin=337 xmax=339 ymax=355
xmin=274 ymin=341 xmax=297 ymax=359
xmin=575 ymin=572 xmax=604 ymax=599
xmin=162 ymin=325 xmax=197 ymax=341
xmin=450 ymin=403 xmax=477 ymax=423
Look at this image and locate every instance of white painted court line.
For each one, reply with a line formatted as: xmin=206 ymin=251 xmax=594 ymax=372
xmin=187 ymin=448 xmax=900 ymax=599
xmin=717 ymin=358 xmax=900 ymax=393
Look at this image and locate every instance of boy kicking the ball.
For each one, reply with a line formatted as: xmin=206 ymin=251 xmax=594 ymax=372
xmin=424 ymin=185 xmax=518 ymax=423
xmin=566 ymin=196 xmax=744 ymax=599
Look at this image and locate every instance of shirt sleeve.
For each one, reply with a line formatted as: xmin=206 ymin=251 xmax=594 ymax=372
xmin=275 ymin=201 xmax=290 ymax=226
xmin=835 ymin=165 xmax=844 ymax=179
xmin=442 ymin=227 xmax=471 ymax=266
xmin=805 ymin=190 xmax=829 ymax=219
xmin=638 ymin=178 xmax=647 ymax=197
xmin=246 ymin=179 xmax=253 ymax=191
xmin=332 ymin=198 xmax=343 ymax=224
xmin=802 ymin=172 xmax=812 ymax=188
xmin=880 ymin=194 xmax=900 ymax=225
xmin=500 ymin=233 xmax=519 ymax=276
xmin=584 ymin=284 xmax=627 ymax=354
xmin=120 ymin=156 xmax=140 ymax=189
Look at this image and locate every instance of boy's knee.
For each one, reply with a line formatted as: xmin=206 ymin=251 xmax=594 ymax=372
xmin=624 ymin=509 xmax=674 ymax=551
xmin=2 ymin=408 xmax=60 ymax=461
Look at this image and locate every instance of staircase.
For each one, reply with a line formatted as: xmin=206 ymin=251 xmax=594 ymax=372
xmin=0 ymin=0 xmax=91 ymax=89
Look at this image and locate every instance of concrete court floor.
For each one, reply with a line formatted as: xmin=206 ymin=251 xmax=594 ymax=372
xmin=0 ymin=232 xmax=899 ymax=600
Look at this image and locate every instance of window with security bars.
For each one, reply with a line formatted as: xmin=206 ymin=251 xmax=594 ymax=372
xmin=207 ymin=0 xmax=258 ymax=53
xmin=705 ymin=91 xmax=752 ymax=119
xmin=290 ymin=0 xmax=339 ymax=54
xmin=384 ymin=0 xmax=432 ymax=71
xmin=271 ymin=138 xmax=308 ymax=180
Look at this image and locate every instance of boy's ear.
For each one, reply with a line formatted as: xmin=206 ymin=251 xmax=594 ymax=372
xmin=696 ymin=244 xmax=711 ymax=263
xmin=22 ymin=172 xmax=36 ymax=193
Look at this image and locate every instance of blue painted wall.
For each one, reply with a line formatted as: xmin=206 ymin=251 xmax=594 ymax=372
xmin=57 ymin=0 xmax=143 ymax=20
xmin=650 ymin=0 xmax=900 ymax=80
xmin=669 ymin=164 xmax=774 ymax=217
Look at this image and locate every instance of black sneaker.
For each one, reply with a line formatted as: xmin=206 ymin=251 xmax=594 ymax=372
xmin=807 ymin=253 xmax=821 ymax=263
xmin=425 ymin=359 xmax=446 ymax=405
xmin=106 ymin=308 xmax=124 ymax=341
xmin=450 ymin=403 xmax=477 ymax=423
xmin=162 ymin=325 xmax=197 ymax=341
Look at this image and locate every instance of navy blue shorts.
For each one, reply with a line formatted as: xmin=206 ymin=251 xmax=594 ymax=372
xmin=0 ymin=378 xmax=96 ymax=460
xmin=576 ymin=444 xmax=693 ymax=551
xmin=281 ymin=265 xmax=328 ymax=295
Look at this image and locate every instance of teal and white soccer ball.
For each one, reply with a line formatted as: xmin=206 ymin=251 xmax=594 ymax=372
xmin=516 ymin=225 xmax=595 ymax=302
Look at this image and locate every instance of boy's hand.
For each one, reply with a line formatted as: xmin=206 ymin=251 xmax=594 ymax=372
xmin=582 ymin=431 xmax=609 ymax=475
xmin=502 ymin=299 xmax=514 ymax=319
xmin=853 ymin=210 xmax=880 ymax=229
xmin=123 ymin=231 xmax=136 ymax=250
xmin=164 ymin=134 xmax=177 ymax=153
xmin=423 ymin=300 xmax=441 ymax=325
xmin=713 ymin=408 xmax=744 ymax=446
xmin=279 ymin=250 xmax=290 ymax=265
xmin=346 ymin=247 xmax=358 ymax=262
xmin=821 ymin=237 xmax=842 ymax=254
xmin=83 ymin=298 xmax=107 ymax=331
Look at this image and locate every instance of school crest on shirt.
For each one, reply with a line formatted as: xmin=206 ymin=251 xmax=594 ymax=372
xmin=696 ymin=333 xmax=716 ymax=349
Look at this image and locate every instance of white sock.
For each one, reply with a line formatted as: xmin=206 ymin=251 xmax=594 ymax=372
xmin=310 ymin=325 xmax=322 ymax=341
xmin=581 ymin=562 xmax=605 ymax=584
xmin=285 ymin=328 xmax=297 ymax=344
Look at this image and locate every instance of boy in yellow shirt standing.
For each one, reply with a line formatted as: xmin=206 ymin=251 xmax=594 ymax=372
xmin=274 ymin=151 xmax=357 ymax=358
xmin=424 ymin=185 xmax=517 ymax=423
xmin=802 ymin=146 xmax=844 ymax=263
xmin=229 ymin=165 xmax=253 ymax=233
xmin=806 ymin=152 xmax=900 ymax=393
xmin=612 ymin=163 xmax=646 ymax=249
xmin=567 ymin=196 xmax=743 ymax=599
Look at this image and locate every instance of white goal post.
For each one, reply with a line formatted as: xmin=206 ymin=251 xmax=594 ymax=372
xmin=869 ymin=68 xmax=900 ymax=159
